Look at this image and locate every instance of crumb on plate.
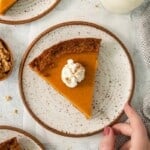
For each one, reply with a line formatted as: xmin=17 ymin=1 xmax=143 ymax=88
xmin=14 ymin=109 xmax=18 ymax=114
xmin=4 ymin=95 xmax=12 ymax=101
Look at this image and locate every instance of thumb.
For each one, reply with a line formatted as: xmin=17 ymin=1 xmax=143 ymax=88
xmin=100 ymin=127 xmax=116 ymax=150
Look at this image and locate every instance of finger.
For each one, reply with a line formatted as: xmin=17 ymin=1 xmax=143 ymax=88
xmin=124 ymin=103 xmax=146 ymax=134
xmin=120 ymin=141 xmax=131 ymax=150
xmin=100 ymin=127 xmax=115 ymax=150
xmin=112 ymin=123 xmax=132 ymax=136
xmin=124 ymin=103 xmax=148 ymax=140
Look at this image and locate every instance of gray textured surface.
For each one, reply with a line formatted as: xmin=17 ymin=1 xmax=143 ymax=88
xmin=132 ymin=2 xmax=150 ymax=134
xmin=132 ymin=0 xmax=150 ymax=134
xmin=116 ymin=2 xmax=150 ymax=148
xmin=132 ymin=1 xmax=150 ymax=68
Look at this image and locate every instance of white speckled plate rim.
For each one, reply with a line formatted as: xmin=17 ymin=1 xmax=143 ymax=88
xmin=0 ymin=0 xmax=61 ymax=24
xmin=19 ymin=21 xmax=135 ymax=137
xmin=0 ymin=126 xmax=44 ymax=149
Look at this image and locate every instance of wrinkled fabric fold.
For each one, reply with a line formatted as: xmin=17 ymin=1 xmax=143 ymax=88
xmin=131 ymin=1 xmax=150 ymax=68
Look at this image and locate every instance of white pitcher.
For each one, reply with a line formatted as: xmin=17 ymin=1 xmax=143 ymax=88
xmin=101 ymin=0 xmax=144 ymax=14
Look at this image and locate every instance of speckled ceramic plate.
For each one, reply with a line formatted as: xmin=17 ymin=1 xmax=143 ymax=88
xmin=0 ymin=0 xmax=60 ymax=24
xmin=0 ymin=126 xmax=44 ymax=149
xmin=19 ymin=21 xmax=135 ymax=137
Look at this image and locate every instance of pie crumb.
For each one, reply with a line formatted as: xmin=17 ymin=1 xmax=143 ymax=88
xmin=14 ymin=109 xmax=18 ymax=114
xmin=95 ymin=4 xmax=99 ymax=8
xmin=4 ymin=96 xmax=12 ymax=101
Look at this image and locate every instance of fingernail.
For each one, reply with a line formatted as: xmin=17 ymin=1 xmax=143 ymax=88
xmin=103 ymin=127 xmax=110 ymax=136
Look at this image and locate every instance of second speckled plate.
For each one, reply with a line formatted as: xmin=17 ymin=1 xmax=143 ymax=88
xmin=0 ymin=0 xmax=60 ymax=24
xmin=19 ymin=21 xmax=135 ymax=137
xmin=0 ymin=126 xmax=44 ymax=149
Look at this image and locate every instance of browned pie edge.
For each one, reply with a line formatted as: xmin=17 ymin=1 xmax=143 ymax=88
xmin=29 ymin=38 xmax=101 ymax=73
xmin=0 ymin=38 xmax=14 ymax=81
xmin=0 ymin=137 xmax=21 ymax=149
xmin=0 ymin=0 xmax=61 ymax=25
xmin=0 ymin=126 xmax=45 ymax=150
xmin=19 ymin=21 xmax=135 ymax=137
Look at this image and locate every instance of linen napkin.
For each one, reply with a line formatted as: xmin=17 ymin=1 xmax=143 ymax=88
xmin=116 ymin=2 xmax=150 ymax=149
xmin=131 ymin=1 xmax=150 ymax=68
xmin=131 ymin=0 xmax=150 ymax=131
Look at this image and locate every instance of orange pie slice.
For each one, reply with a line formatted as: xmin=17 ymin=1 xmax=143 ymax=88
xmin=0 ymin=0 xmax=17 ymax=14
xmin=29 ymin=38 xmax=101 ymax=118
xmin=0 ymin=137 xmax=22 ymax=150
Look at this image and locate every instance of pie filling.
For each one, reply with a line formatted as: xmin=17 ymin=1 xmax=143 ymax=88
xmin=0 ymin=0 xmax=17 ymax=14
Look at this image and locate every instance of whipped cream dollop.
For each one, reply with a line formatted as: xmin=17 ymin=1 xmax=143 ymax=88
xmin=61 ymin=59 xmax=85 ymax=88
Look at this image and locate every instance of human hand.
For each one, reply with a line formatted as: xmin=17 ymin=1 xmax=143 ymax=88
xmin=99 ymin=103 xmax=150 ymax=150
